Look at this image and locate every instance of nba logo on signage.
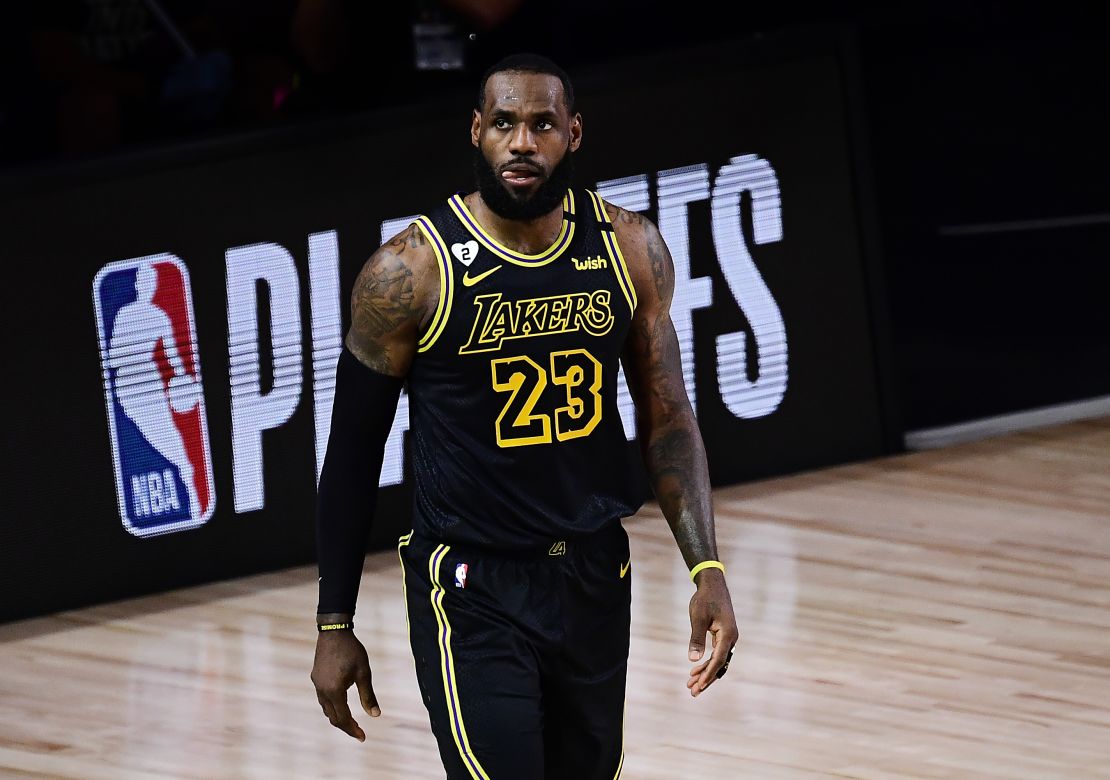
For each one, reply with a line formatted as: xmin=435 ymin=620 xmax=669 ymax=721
xmin=93 ymin=254 xmax=215 ymax=536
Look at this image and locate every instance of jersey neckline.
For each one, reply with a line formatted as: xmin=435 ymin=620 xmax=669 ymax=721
xmin=447 ymin=190 xmax=577 ymax=267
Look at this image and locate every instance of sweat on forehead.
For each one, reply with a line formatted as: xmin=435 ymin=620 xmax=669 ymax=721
xmin=484 ymin=73 xmax=564 ymax=109
xmin=476 ymin=53 xmax=575 ymax=112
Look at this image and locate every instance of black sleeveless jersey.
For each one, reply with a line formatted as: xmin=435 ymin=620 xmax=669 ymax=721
xmin=405 ymin=189 xmax=646 ymax=550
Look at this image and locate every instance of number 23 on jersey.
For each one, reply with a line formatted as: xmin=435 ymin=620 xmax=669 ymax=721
xmin=490 ymin=348 xmax=603 ymax=448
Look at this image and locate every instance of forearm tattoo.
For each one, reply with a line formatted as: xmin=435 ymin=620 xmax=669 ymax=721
xmin=638 ymin=323 xmax=717 ymax=568
xmin=628 ymin=220 xmax=717 ymax=568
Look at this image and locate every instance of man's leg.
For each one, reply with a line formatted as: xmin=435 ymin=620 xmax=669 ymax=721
xmin=401 ymin=535 xmax=546 ymax=779
xmin=544 ymin=524 xmax=632 ymax=780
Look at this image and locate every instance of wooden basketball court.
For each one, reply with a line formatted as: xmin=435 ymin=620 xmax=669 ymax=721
xmin=2 ymin=418 xmax=1108 ymax=779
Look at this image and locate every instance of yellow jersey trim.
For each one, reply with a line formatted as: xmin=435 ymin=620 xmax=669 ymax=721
xmin=588 ymin=191 xmax=638 ymax=315
xmin=429 ymin=544 xmax=491 ymax=780
xmin=588 ymin=187 xmax=606 ymax=222
xmin=603 ymin=229 xmax=637 ymax=315
xmin=613 ymin=645 xmax=627 ymax=779
xmin=448 ymin=193 xmax=576 ymax=267
xmin=397 ymin=531 xmax=413 ymax=640
xmin=564 ymin=188 xmax=576 ymax=216
xmin=414 ymin=217 xmax=454 ymax=353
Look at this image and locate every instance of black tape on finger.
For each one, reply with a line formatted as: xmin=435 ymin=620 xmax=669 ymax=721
xmin=715 ymin=648 xmax=735 ymax=680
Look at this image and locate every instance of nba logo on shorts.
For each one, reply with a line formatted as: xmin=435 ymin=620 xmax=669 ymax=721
xmin=93 ymin=254 xmax=215 ymax=537
xmin=455 ymin=563 xmax=469 ymax=588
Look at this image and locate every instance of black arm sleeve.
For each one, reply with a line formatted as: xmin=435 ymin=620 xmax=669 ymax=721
xmin=315 ymin=348 xmax=404 ymax=615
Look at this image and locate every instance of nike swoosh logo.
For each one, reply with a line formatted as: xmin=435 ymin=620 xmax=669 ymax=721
xmin=620 ymin=559 xmax=631 ymax=579
xmin=462 ymin=265 xmax=502 ymax=287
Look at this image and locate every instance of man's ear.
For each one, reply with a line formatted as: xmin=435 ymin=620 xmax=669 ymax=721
xmin=471 ymin=110 xmax=481 ymax=147
xmin=569 ymin=112 xmax=583 ymax=152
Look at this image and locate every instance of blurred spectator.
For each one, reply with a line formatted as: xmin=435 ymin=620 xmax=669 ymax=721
xmin=0 ymin=0 xmax=832 ymax=168
xmin=23 ymin=0 xmax=228 ymax=157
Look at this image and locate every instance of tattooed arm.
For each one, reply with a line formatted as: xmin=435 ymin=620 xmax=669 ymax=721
xmin=345 ymin=223 xmax=440 ymax=375
xmin=311 ymin=224 xmax=439 ymax=742
xmin=608 ymin=202 xmax=739 ymax=697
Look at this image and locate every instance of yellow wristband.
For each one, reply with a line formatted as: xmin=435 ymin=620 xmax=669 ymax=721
xmin=689 ymin=560 xmax=726 ymax=582
xmin=317 ymin=621 xmax=354 ymax=632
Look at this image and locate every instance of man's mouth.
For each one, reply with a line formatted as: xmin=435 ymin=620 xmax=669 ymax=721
xmin=500 ymin=164 xmax=543 ymax=188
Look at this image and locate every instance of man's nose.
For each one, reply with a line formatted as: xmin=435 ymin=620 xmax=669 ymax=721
xmin=508 ymin=123 xmax=537 ymax=155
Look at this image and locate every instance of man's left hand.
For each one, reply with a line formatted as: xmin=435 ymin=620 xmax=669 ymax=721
xmin=686 ymin=569 xmax=739 ymax=697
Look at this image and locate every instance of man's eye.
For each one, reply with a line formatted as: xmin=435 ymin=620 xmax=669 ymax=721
xmin=536 ymin=121 xmax=553 ymax=130
xmin=494 ymin=118 xmax=512 ymax=130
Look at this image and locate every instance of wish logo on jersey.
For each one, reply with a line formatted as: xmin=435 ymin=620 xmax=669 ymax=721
xmin=93 ymin=254 xmax=215 ymax=537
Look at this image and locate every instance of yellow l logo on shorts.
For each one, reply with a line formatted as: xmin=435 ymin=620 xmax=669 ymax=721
xmin=548 ymin=541 xmax=566 ymax=556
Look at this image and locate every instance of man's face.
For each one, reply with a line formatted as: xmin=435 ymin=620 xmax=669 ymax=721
xmin=472 ymin=71 xmax=582 ymax=217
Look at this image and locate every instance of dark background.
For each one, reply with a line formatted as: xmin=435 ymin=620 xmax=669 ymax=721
xmin=2 ymin=1 xmax=1108 ymax=621
xmin=5 ymin=1 xmax=1106 ymax=429
xmin=860 ymin=4 xmax=1110 ymax=427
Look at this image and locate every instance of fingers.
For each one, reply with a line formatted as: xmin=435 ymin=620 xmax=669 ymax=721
xmin=688 ymin=613 xmax=710 ymax=662
xmin=687 ymin=633 xmax=722 ymax=696
xmin=687 ymin=655 xmax=710 ymax=680
xmin=317 ymin=687 xmax=365 ymax=741
xmin=687 ymin=625 xmax=739 ymax=697
xmin=685 ymin=648 xmax=711 ymax=694
xmin=355 ymin=666 xmax=381 ymax=718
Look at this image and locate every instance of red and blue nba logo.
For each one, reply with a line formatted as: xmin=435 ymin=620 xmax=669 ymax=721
xmin=93 ymin=255 xmax=215 ymax=536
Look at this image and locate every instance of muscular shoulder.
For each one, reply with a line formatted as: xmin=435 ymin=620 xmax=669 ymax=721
xmin=602 ymin=200 xmax=674 ymax=309
xmin=347 ymin=223 xmax=440 ymax=374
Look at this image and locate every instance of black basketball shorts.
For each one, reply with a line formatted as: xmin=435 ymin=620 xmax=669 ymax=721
xmin=397 ymin=522 xmax=632 ymax=780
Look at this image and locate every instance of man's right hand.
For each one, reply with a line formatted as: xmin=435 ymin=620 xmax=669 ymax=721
xmin=310 ymin=628 xmax=380 ymax=742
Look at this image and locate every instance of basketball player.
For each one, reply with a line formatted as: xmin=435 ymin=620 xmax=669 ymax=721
xmin=311 ymin=53 xmax=739 ymax=778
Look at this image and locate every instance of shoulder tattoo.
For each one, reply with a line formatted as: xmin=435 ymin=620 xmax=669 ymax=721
xmin=348 ymin=229 xmax=426 ymax=372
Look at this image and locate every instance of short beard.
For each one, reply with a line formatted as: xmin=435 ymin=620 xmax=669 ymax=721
xmin=473 ymin=146 xmax=575 ymax=221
